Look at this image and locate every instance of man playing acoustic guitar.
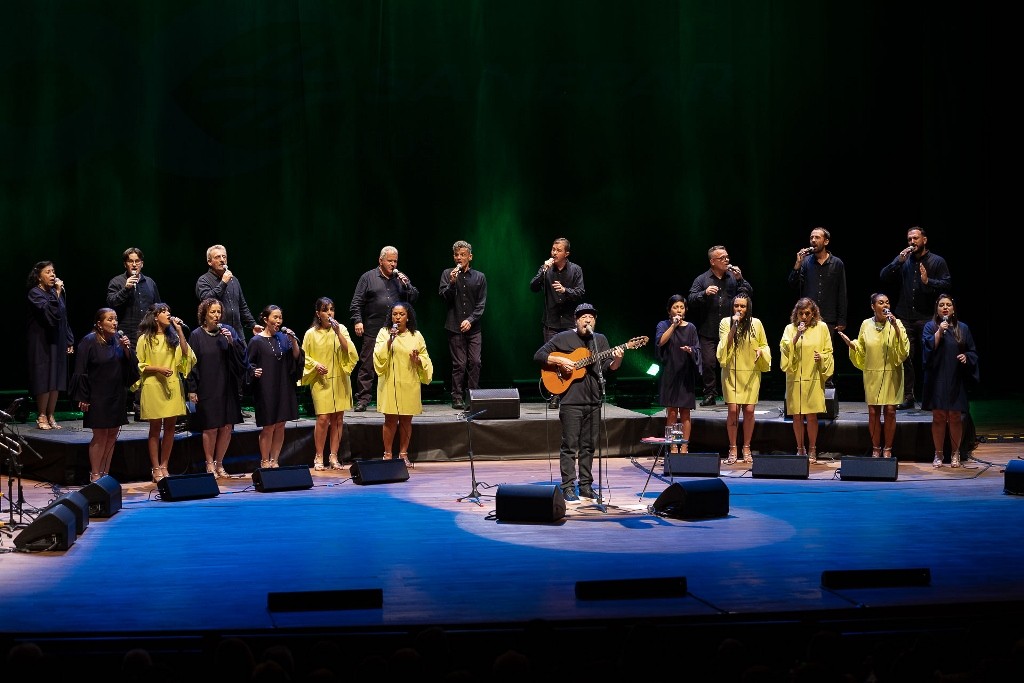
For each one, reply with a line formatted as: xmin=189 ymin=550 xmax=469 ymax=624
xmin=534 ymin=303 xmax=627 ymax=502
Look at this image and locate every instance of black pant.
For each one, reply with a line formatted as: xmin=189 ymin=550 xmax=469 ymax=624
xmin=558 ymin=403 xmax=599 ymax=492
xmin=902 ymin=319 xmax=927 ymax=401
xmin=353 ymin=328 xmax=381 ymax=405
xmin=448 ymin=329 xmax=482 ymax=401
xmin=698 ymin=334 xmax=720 ymax=399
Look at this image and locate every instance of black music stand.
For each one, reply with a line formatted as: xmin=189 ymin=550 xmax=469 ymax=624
xmin=456 ymin=409 xmax=489 ymax=505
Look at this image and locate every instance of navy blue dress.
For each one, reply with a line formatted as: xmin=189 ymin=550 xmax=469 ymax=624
xmin=187 ymin=325 xmax=246 ymax=431
xmin=655 ymin=320 xmax=703 ymax=409
xmin=245 ymin=332 xmax=304 ymax=427
xmin=70 ymin=333 xmax=136 ymax=429
xmin=921 ymin=320 xmax=979 ymax=412
xmin=26 ymin=286 xmax=74 ymax=395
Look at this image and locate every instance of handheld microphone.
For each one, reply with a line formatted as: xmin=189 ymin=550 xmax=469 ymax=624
xmin=883 ymin=308 xmax=891 ymax=317
xmin=800 ymin=247 xmax=813 ymax=255
xmin=390 ymin=324 xmax=399 ymax=336
xmin=584 ymin=324 xmax=593 ymax=335
xmin=941 ymin=315 xmax=949 ymax=332
xmin=327 ymin=317 xmax=336 ymax=327
xmin=282 ymin=327 xmax=297 ymax=338
xmin=216 ymin=323 xmax=223 ymax=330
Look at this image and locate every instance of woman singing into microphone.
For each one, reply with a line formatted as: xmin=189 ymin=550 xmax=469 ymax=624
xmin=136 ymin=303 xmax=196 ymax=482
xmin=246 ymin=305 xmax=304 ymax=468
xmin=716 ymin=294 xmax=770 ymax=465
xmin=187 ymin=298 xmax=246 ymax=477
xmin=921 ymin=294 xmax=978 ymax=468
xmin=26 ymin=260 xmax=74 ymax=430
xmin=301 ymin=297 xmax=358 ymax=471
xmin=779 ymin=298 xmax=833 ymax=463
xmin=70 ymin=308 xmax=138 ymax=482
xmin=837 ymin=293 xmax=909 ymax=458
xmin=373 ymin=301 xmax=432 ymax=466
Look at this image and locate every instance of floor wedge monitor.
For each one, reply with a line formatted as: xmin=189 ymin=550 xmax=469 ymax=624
xmin=840 ymin=456 xmax=899 ymax=482
xmin=14 ymin=504 xmax=77 ymax=551
xmin=351 ymin=459 xmax=410 ymax=485
xmin=663 ymin=453 xmax=721 ymax=477
xmin=79 ymin=474 xmax=122 ymax=518
xmin=651 ymin=479 xmax=729 ymax=519
xmin=253 ymin=465 xmax=314 ymax=492
xmin=751 ymin=454 xmax=809 ymax=480
xmin=467 ymin=388 xmax=521 ymax=419
xmin=157 ymin=473 xmax=220 ymax=501
xmin=495 ymin=484 xmax=566 ymax=523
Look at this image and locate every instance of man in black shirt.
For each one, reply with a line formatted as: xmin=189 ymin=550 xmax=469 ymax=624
xmin=107 ymin=247 xmax=161 ymax=347
xmin=534 ymin=303 xmax=622 ymax=502
xmin=195 ymin=244 xmax=257 ymax=342
xmin=529 ymin=237 xmax=585 ymax=342
xmin=880 ymin=226 xmax=952 ymax=409
xmin=787 ymin=227 xmax=848 ymax=388
xmin=439 ymin=240 xmax=487 ymax=410
xmin=350 ymin=246 xmax=420 ymax=411
xmin=687 ymin=245 xmax=753 ymax=406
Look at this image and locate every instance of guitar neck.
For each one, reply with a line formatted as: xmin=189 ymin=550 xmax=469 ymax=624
xmin=574 ymin=344 xmax=624 ymax=370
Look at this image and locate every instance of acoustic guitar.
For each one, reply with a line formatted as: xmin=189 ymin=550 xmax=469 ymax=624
xmin=541 ymin=336 xmax=649 ymax=395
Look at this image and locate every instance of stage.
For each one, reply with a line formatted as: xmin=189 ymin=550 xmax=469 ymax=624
xmin=1 ymin=442 xmax=1021 ymax=679
xmin=10 ymin=398 xmax=973 ymax=486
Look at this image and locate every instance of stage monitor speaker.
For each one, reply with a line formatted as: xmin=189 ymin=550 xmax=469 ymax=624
xmin=651 ymin=479 xmax=729 ymax=519
xmin=751 ymin=454 xmax=810 ymax=480
xmin=351 ymin=459 xmax=410 ymax=485
xmin=79 ymin=474 xmax=122 ymax=518
xmin=157 ymin=472 xmax=220 ymax=501
xmin=268 ymin=588 xmax=384 ymax=612
xmin=664 ymin=453 xmax=721 ymax=477
xmin=821 ymin=567 xmax=931 ymax=589
xmin=1004 ymin=459 xmax=1024 ymax=495
xmin=468 ymin=388 xmax=520 ymax=419
xmin=253 ymin=465 xmax=314 ymax=492
xmin=14 ymin=504 xmax=77 ymax=551
xmin=46 ymin=490 xmax=89 ymax=535
xmin=495 ymin=484 xmax=566 ymax=523
xmin=575 ymin=576 xmax=687 ymax=601
xmin=819 ymin=386 xmax=838 ymax=420
xmin=840 ymin=456 xmax=899 ymax=482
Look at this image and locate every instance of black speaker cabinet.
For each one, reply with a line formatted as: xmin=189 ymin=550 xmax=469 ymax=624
xmin=840 ymin=456 xmax=899 ymax=482
xmin=1004 ymin=459 xmax=1024 ymax=495
xmin=80 ymin=474 xmax=122 ymax=518
xmin=253 ymin=465 xmax=314 ymax=492
xmin=157 ymin=472 xmax=220 ymax=501
xmin=664 ymin=453 xmax=721 ymax=477
xmin=468 ymin=388 xmax=520 ymax=419
xmin=495 ymin=484 xmax=566 ymax=523
xmin=14 ymin=504 xmax=77 ymax=551
xmin=351 ymin=459 xmax=410 ymax=485
xmin=575 ymin=576 xmax=687 ymax=601
xmin=47 ymin=490 xmax=89 ymax=535
xmin=651 ymin=479 xmax=729 ymax=519
xmin=751 ymin=454 xmax=810 ymax=480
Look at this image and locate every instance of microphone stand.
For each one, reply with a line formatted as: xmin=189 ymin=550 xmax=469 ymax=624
xmin=456 ymin=409 xmax=488 ymax=505
xmin=585 ymin=335 xmax=608 ymax=513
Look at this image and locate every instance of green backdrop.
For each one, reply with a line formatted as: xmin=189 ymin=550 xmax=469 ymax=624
xmin=1 ymin=1 xmax=998 ymax=400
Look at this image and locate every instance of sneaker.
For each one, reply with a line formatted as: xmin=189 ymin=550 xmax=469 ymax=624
xmin=578 ymin=485 xmax=596 ymax=500
xmin=562 ymin=488 xmax=579 ymax=502
xmin=354 ymin=402 xmax=367 ymax=413
xmin=699 ymin=397 xmax=716 ymax=407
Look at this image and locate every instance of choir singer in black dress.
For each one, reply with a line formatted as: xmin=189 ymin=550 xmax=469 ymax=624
xmin=246 ymin=305 xmax=304 ymax=468
xmin=70 ymin=308 xmax=138 ymax=482
xmin=188 ymin=298 xmax=247 ymax=477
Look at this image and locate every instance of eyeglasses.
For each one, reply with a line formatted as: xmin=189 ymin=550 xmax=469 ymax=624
xmin=714 ymin=255 xmax=729 ymax=261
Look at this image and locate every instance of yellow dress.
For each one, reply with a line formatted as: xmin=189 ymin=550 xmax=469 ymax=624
xmin=848 ymin=318 xmax=909 ymax=406
xmin=373 ymin=328 xmax=433 ymax=415
xmin=779 ymin=322 xmax=834 ymax=415
xmin=716 ymin=317 xmax=771 ymax=405
xmin=135 ymin=334 xmax=197 ymax=420
xmin=300 ymin=326 xmax=359 ymax=414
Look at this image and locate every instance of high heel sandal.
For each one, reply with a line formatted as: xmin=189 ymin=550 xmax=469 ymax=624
xmin=313 ymin=454 xmax=325 ymax=471
xmin=215 ymin=463 xmax=230 ymax=478
xmin=384 ymin=452 xmax=393 ymax=460
xmin=871 ymin=446 xmax=882 ymax=458
xmin=399 ymin=452 xmax=412 ymax=468
xmin=328 ymin=454 xmax=344 ymax=470
xmin=205 ymin=461 xmax=216 ymax=474
xmin=36 ymin=417 xmax=52 ymax=430
xmin=882 ymin=446 xmax=893 ymax=459
xmin=260 ymin=459 xmax=272 ymax=468
xmin=741 ymin=445 xmax=752 ymax=462
xmin=932 ymin=451 xmax=943 ymax=468
xmin=724 ymin=446 xmax=737 ymax=465
xmin=808 ymin=447 xmax=817 ymax=464
xmin=951 ymin=451 xmax=961 ymax=468
xmin=152 ymin=467 xmax=165 ymax=483
xmin=797 ymin=447 xmax=807 ymax=456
